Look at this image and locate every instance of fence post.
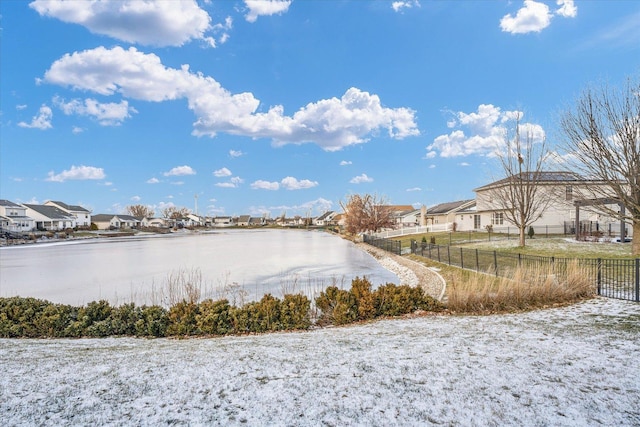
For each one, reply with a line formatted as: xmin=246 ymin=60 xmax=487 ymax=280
xmin=476 ymin=248 xmax=479 ymax=272
xmin=597 ymin=258 xmax=602 ymax=296
xmin=494 ymin=251 xmax=498 ymax=276
xmin=460 ymin=247 xmax=464 ymax=269
xmin=636 ymin=258 xmax=640 ymax=302
xmin=447 ymin=246 xmax=451 ymax=265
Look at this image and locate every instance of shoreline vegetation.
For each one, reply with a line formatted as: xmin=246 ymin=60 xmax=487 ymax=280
xmin=0 ymin=241 xmax=597 ymax=339
xmin=0 ymin=228 xmax=598 ymax=338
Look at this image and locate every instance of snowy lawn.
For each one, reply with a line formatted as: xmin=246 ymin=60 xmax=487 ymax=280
xmin=1 ymin=298 xmax=638 ymax=426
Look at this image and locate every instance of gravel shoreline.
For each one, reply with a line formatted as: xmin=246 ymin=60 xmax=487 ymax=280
xmin=356 ymin=243 xmax=446 ymax=301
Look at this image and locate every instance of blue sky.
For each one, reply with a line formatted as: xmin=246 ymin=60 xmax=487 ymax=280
xmin=1 ymin=0 xmax=638 ymax=218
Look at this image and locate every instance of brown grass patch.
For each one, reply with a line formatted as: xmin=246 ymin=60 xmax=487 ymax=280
xmin=445 ymin=261 xmax=596 ymax=313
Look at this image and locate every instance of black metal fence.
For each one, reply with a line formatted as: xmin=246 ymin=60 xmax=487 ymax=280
xmin=363 ymin=234 xmax=402 ymax=255
xmin=364 ymin=235 xmax=639 ymax=302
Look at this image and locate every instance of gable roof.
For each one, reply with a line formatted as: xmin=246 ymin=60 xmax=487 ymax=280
xmin=316 ymin=211 xmax=335 ymax=221
xmin=0 ymin=199 xmax=23 ymax=208
xmin=90 ymin=214 xmax=116 ymax=222
xmin=427 ymin=199 xmax=475 ymax=215
xmin=473 ymin=171 xmax=589 ymax=192
xmin=47 ymin=200 xmax=90 ymax=213
xmin=23 ymin=204 xmax=74 ymax=220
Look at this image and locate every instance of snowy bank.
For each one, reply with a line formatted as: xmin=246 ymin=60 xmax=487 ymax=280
xmin=1 ymin=298 xmax=638 ymax=426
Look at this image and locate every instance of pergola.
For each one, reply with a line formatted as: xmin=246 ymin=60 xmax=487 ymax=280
xmin=574 ymin=198 xmax=626 ymax=241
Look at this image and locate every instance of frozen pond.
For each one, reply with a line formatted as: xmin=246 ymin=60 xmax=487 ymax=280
xmin=0 ymin=229 xmax=398 ymax=306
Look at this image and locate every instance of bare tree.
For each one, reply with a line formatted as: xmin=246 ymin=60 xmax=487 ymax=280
xmin=340 ymin=193 xmax=394 ymax=235
xmin=162 ymin=206 xmax=191 ymax=220
xmin=559 ymin=77 xmax=640 ymax=255
xmin=485 ymin=117 xmax=553 ymax=247
xmin=126 ymin=204 xmax=155 ymax=218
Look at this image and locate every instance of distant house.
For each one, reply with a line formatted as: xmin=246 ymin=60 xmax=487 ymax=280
xmin=92 ymin=214 xmax=141 ymax=230
xmin=0 ymin=199 xmax=35 ymax=232
xmin=249 ymin=217 xmax=265 ymax=226
xmin=141 ymin=217 xmax=168 ymax=228
xmin=23 ymin=204 xmax=77 ymax=231
xmin=213 ymin=216 xmax=235 ymax=227
xmin=314 ymin=211 xmax=336 ymax=226
xmin=237 ymin=215 xmax=251 ymax=226
xmin=44 ymin=201 xmax=91 ymax=228
xmin=184 ymin=214 xmax=204 ymax=227
xmin=426 ymin=200 xmax=476 ymax=231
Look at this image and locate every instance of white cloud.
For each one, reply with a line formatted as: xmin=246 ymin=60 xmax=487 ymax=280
xmin=406 ymin=187 xmax=422 ymax=192
xmin=54 ymin=97 xmax=136 ymax=126
xmin=130 ymin=195 xmax=141 ymax=202
xmin=229 ymin=150 xmax=244 ymax=158
xmin=29 ymin=0 xmax=213 ymax=47
xmin=280 ymin=176 xmax=318 ymax=190
xmin=215 ymin=176 xmax=244 ymax=188
xmin=18 ymin=105 xmax=53 ymax=129
xmin=459 ymin=162 xmax=470 ymax=167
xmin=350 ymin=174 xmax=374 ymax=184
xmin=213 ymin=167 xmax=232 ymax=177
xmin=251 ymin=180 xmax=280 ymax=190
xmin=244 ymin=0 xmax=291 ymax=23
xmin=72 ymin=126 xmax=85 ymax=134
xmin=46 ymin=165 xmax=106 ymax=182
xmin=500 ymin=0 xmax=551 ymax=34
xmin=555 ymin=0 xmax=577 ymax=18
xmin=250 ymin=176 xmax=318 ymax=191
xmin=427 ymin=104 xmax=545 ymax=158
xmin=43 ymin=47 xmax=419 ymax=151
xmin=340 ymin=160 xmax=352 ymax=166
xmin=16 ymin=104 xmax=27 ymax=110
xmin=163 ymin=165 xmax=196 ymax=176
xmin=392 ymin=1 xmax=420 ymax=13
xmin=147 ymin=177 xmax=160 ymax=184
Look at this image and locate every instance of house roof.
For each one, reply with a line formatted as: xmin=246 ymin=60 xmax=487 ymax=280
xmin=427 ymin=199 xmax=475 ymax=215
xmin=24 ymin=204 xmax=74 ymax=220
xmin=316 ymin=211 xmax=335 ymax=221
xmin=0 ymin=199 xmax=23 ymax=208
xmin=47 ymin=200 xmax=90 ymax=213
xmin=91 ymin=214 xmax=116 ymax=222
xmin=238 ymin=215 xmax=251 ymax=222
xmin=473 ymin=171 xmax=590 ymax=192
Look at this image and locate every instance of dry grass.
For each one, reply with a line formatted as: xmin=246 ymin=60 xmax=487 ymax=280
xmin=445 ymin=261 xmax=596 ymax=313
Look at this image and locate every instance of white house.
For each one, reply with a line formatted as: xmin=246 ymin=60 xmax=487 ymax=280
xmin=92 ymin=214 xmax=141 ymax=230
xmin=23 ymin=204 xmax=77 ymax=231
xmin=473 ymin=171 xmax=627 ymax=236
xmin=44 ymin=200 xmax=91 ymax=228
xmin=0 ymin=199 xmax=35 ymax=232
xmin=314 ymin=211 xmax=336 ymax=226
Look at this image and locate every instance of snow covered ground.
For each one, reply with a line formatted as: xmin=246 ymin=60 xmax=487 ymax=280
xmin=1 ymin=298 xmax=638 ymax=426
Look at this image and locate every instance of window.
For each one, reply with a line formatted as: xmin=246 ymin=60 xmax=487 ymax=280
xmin=474 ymin=215 xmax=481 ymax=229
xmin=565 ymin=186 xmax=573 ymax=201
xmin=491 ymin=212 xmax=504 ymax=225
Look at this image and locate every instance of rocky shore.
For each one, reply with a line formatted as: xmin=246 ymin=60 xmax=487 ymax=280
xmin=357 ymin=243 xmax=446 ymax=301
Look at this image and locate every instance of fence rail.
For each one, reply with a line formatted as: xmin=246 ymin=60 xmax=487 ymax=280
xmin=364 ymin=234 xmax=639 ymax=302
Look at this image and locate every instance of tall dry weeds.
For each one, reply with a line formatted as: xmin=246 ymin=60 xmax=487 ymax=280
xmin=446 ymin=261 xmax=596 ymax=313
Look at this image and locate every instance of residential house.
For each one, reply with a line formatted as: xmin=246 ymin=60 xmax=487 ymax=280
xmin=23 ymin=204 xmax=77 ymax=231
xmin=44 ymin=201 xmax=91 ymax=228
xmin=212 ymin=216 xmax=235 ymax=227
xmin=249 ymin=217 xmax=265 ymax=226
xmin=314 ymin=211 xmax=336 ymax=226
xmin=0 ymin=199 xmax=35 ymax=232
xmin=141 ymin=217 xmax=168 ymax=228
xmin=237 ymin=215 xmax=251 ymax=226
xmin=184 ymin=214 xmax=204 ymax=227
xmin=426 ymin=200 xmax=476 ymax=232
xmin=92 ymin=214 xmax=141 ymax=230
xmin=473 ymin=171 xmax=625 ymax=235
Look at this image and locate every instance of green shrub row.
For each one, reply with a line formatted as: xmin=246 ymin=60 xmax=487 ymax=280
xmin=315 ymin=277 xmax=444 ymax=326
xmin=0 ymin=277 xmax=442 ymax=338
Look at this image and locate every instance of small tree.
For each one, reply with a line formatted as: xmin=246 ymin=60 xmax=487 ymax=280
xmin=340 ymin=193 xmax=394 ymax=235
xmin=485 ymin=116 xmax=552 ymax=247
